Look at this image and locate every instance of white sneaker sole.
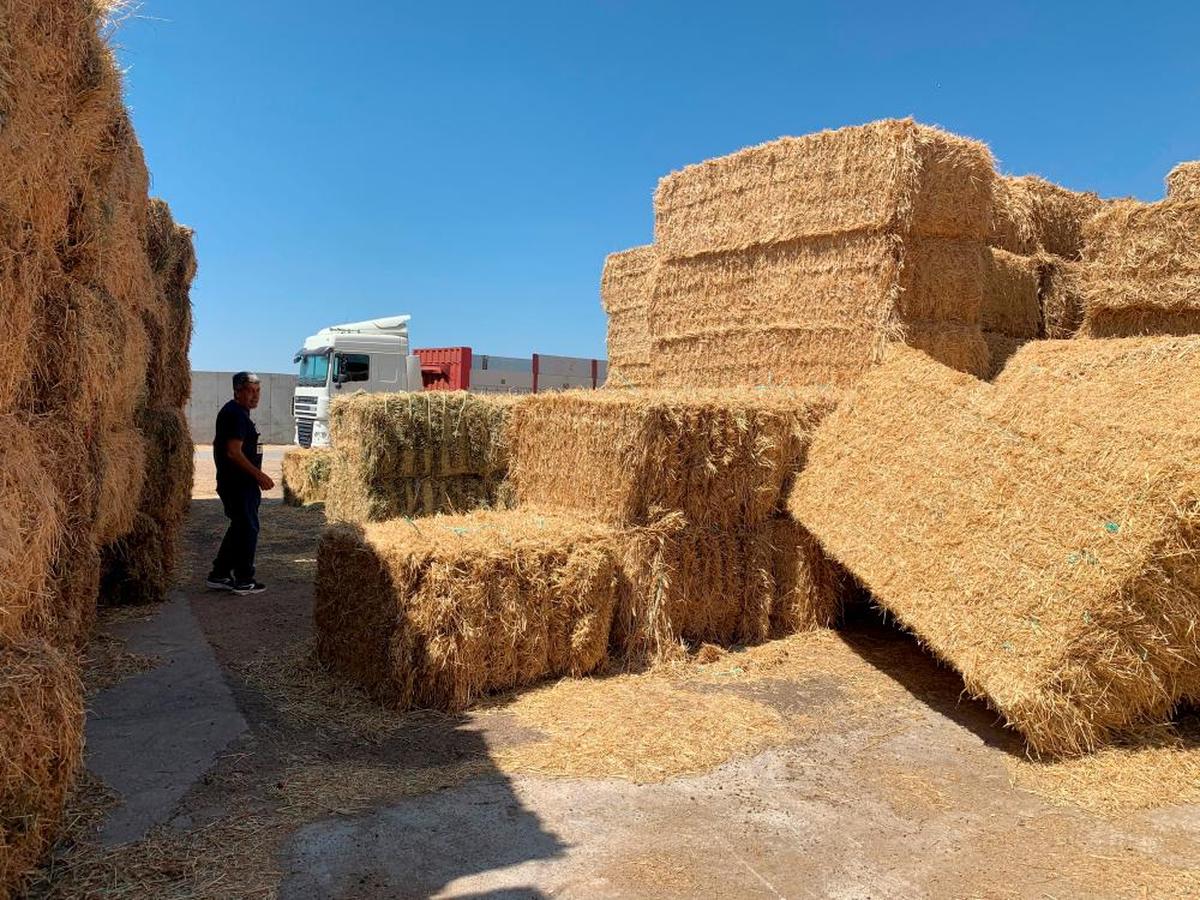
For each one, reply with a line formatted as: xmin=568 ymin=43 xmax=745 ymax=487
xmin=205 ymin=580 xmax=234 ymax=591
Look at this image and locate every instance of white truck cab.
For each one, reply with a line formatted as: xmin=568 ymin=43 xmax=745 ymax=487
xmin=292 ymin=315 xmax=422 ymax=447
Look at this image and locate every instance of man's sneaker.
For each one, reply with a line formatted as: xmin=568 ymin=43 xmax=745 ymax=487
xmin=231 ymin=580 xmax=267 ymax=596
xmin=205 ymin=574 xmax=235 ymax=591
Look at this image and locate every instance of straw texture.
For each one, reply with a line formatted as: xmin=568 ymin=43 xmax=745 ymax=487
xmin=990 ymin=175 xmax=1103 ymax=260
xmin=315 ymin=511 xmax=620 ymax=710
xmin=601 ymin=246 xmax=656 ymax=388
xmin=282 ymin=448 xmax=334 ymax=507
xmin=790 ymin=342 xmax=1200 ymax=756
xmin=1166 ymin=162 xmax=1200 ymax=202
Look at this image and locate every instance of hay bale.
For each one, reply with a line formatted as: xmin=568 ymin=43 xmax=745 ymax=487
xmin=507 ymin=387 xmax=838 ymax=528
xmin=0 ymin=420 xmax=63 ymax=645
xmin=790 ymin=343 xmax=1200 ymax=756
xmin=601 ymin=245 xmax=656 ymax=388
xmin=0 ymin=638 xmax=83 ymax=895
xmin=615 ymin=516 xmax=843 ymax=661
xmin=326 ymin=391 xmax=513 ymax=522
xmin=93 ymin=427 xmax=148 ymax=546
xmin=315 ymin=511 xmax=619 ymax=710
xmin=282 ymin=448 xmax=334 ymax=507
xmin=990 ymin=175 xmax=1103 ymax=260
xmin=655 ymin=118 xmax=994 ymax=258
xmin=1166 ymin=162 xmax=1200 ymax=202
xmin=134 ymin=406 xmax=193 ymax=528
xmin=143 ymin=199 xmax=196 ymax=408
xmin=981 ymin=248 xmax=1041 ymax=338
xmin=1078 ymin=199 xmax=1200 ymax=337
xmin=1039 ymin=256 xmax=1085 ymax=339
xmin=100 ymin=511 xmax=177 ymax=607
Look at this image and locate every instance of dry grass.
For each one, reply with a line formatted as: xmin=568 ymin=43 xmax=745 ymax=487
xmin=281 ymin=447 xmax=333 ymax=507
xmin=790 ymin=342 xmax=1200 ymax=756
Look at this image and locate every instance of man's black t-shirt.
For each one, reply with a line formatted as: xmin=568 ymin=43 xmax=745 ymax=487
xmin=213 ymin=399 xmax=262 ymax=493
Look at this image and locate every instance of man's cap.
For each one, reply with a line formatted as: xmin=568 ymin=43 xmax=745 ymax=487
xmin=232 ymin=371 xmax=261 ymax=389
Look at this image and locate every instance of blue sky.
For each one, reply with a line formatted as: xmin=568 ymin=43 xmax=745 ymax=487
xmin=114 ymin=1 xmax=1199 ymax=373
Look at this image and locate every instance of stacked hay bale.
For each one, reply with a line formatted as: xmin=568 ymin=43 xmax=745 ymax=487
xmin=324 ymin=391 xmax=513 ymax=522
xmin=316 ymin=511 xmax=620 ymax=710
xmin=648 ymin=118 xmax=995 ymax=388
xmin=600 ymin=245 xmax=656 ymax=388
xmin=1075 ymin=195 xmax=1200 ymax=337
xmin=790 ymin=339 xmax=1200 ymax=756
xmin=506 ymin=388 xmax=846 ymax=660
xmin=983 ymin=176 xmax=1102 ymax=374
xmin=0 ymin=1 xmax=194 ymax=889
xmin=282 ymin=447 xmax=335 ymax=506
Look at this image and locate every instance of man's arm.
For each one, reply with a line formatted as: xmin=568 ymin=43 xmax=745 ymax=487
xmin=225 ymin=438 xmax=275 ymax=490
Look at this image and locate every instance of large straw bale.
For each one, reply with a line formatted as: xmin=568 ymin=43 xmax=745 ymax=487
xmin=990 ymin=175 xmax=1102 ymax=259
xmin=100 ymin=511 xmax=177 ymax=607
xmin=790 ymin=343 xmax=1200 ymax=755
xmin=93 ymin=427 xmax=147 ymax=546
xmin=143 ymin=199 xmax=196 ymax=407
xmin=615 ymin=516 xmax=843 ymax=660
xmin=1166 ymin=162 xmax=1200 ymax=202
xmin=0 ymin=421 xmax=62 ymax=645
xmin=282 ymin=447 xmax=334 ymax=507
xmin=981 ymin=248 xmax=1041 ymax=338
xmin=326 ymin=466 xmax=503 ymax=523
xmin=601 ymin=245 xmax=655 ymax=388
xmin=315 ymin=511 xmax=619 ymax=710
xmin=1039 ymin=256 xmax=1085 ymax=339
xmin=655 ymin=118 xmax=994 ymax=258
xmin=0 ymin=638 xmax=83 ymax=896
xmin=134 ymin=405 xmax=193 ymax=528
xmin=1077 ymin=199 xmax=1200 ymax=336
xmin=507 ymin=387 xmax=838 ymax=529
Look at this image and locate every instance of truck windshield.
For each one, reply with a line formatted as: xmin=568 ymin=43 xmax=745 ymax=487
xmin=297 ymin=353 xmax=330 ymax=387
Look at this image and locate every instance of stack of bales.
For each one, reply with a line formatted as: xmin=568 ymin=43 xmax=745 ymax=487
xmin=0 ymin=1 xmax=194 ymax=889
xmin=790 ymin=339 xmax=1200 ymax=756
xmin=282 ymin=447 xmax=335 ymax=506
xmin=1074 ymin=191 xmax=1200 ymax=338
xmin=324 ymin=391 xmax=514 ymax=522
xmin=647 ymin=118 xmax=996 ymax=388
xmin=600 ymin=245 xmax=656 ymax=388
xmin=983 ymin=176 xmax=1102 ymax=373
xmin=506 ymin=389 xmax=845 ymax=659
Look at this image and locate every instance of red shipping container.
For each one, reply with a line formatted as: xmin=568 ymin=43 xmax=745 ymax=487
xmin=414 ymin=347 xmax=472 ymax=391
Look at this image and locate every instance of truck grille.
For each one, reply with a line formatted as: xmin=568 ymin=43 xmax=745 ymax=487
xmin=293 ymin=396 xmax=318 ymax=418
xmin=296 ymin=418 xmax=314 ymax=448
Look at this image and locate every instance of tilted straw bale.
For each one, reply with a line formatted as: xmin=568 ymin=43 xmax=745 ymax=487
xmin=981 ymin=248 xmax=1041 ymax=338
xmin=1166 ymin=161 xmax=1200 ymax=202
xmin=315 ymin=511 xmax=619 ymax=711
xmin=0 ymin=421 xmax=63 ymax=645
xmin=1078 ymin=199 xmax=1200 ymax=336
xmin=790 ymin=343 xmax=1200 ymax=755
xmin=0 ymin=639 xmax=83 ymax=897
xmin=507 ymin=387 xmax=838 ymax=529
xmin=601 ymin=245 xmax=655 ymax=388
xmin=655 ymin=118 xmax=994 ymax=258
xmin=990 ymin=175 xmax=1103 ymax=260
xmin=282 ymin=447 xmax=334 ymax=507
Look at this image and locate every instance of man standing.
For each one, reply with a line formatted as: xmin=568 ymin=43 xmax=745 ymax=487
xmin=206 ymin=371 xmax=274 ymax=595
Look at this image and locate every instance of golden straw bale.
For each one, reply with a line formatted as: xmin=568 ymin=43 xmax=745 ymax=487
xmin=326 ymin=391 xmax=513 ymax=522
xmin=143 ymin=199 xmax=196 ymax=407
xmin=100 ymin=511 xmax=177 ymax=607
xmin=1166 ymin=161 xmax=1200 ymax=202
xmin=601 ymin=245 xmax=656 ymax=388
xmin=282 ymin=448 xmax=335 ymax=507
xmin=507 ymin=387 xmax=838 ymax=528
xmin=93 ymin=426 xmax=147 ymax=546
xmin=134 ymin=405 xmax=194 ymax=530
xmin=1077 ymin=199 xmax=1200 ymax=336
xmin=790 ymin=344 xmax=1200 ymax=756
xmin=655 ymin=118 xmax=994 ymax=258
xmin=0 ymin=421 xmax=63 ymax=645
xmin=1038 ymin=256 xmax=1085 ymax=338
xmin=44 ymin=537 xmax=101 ymax=654
xmin=990 ymin=175 xmax=1102 ymax=259
xmin=315 ymin=511 xmax=619 ymax=711
xmin=981 ymin=248 xmax=1041 ymax=338
xmin=0 ymin=638 xmax=83 ymax=896
xmin=614 ymin=516 xmax=844 ymax=661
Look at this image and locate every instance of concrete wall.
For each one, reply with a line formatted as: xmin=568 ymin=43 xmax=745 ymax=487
xmin=187 ymin=371 xmax=297 ymax=445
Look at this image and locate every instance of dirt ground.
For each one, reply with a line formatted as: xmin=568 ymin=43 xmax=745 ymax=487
xmin=22 ymin=452 xmax=1200 ymax=898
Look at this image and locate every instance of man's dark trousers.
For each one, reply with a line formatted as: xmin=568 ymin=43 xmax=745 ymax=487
xmin=212 ymin=484 xmax=261 ymax=582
